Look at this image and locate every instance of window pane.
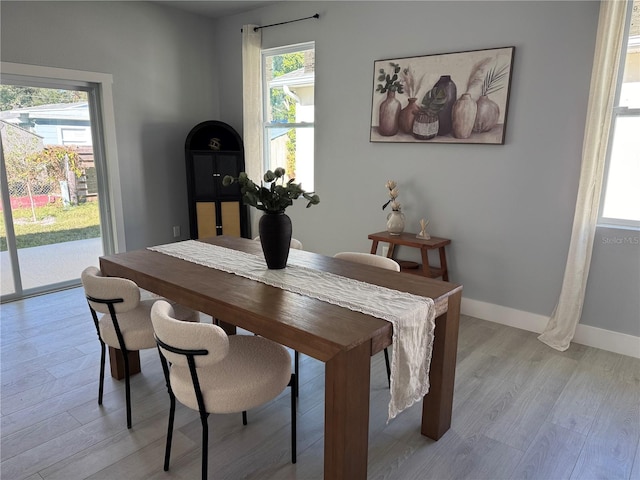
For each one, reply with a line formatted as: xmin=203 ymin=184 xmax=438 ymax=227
xmin=620 ymin=6 xmax=639 ymax=108
xmin=602 ymin=116 xmax=640 ymax=222
xmin=265 ymin=126 xmax=314 ymax=190
xmin=600 ymin=4 xmax=640 ymax=226
xmin=265 ymin=48 xmax=315 ymax=124
xmin=263 ymin=43 xmax=315 ymax=191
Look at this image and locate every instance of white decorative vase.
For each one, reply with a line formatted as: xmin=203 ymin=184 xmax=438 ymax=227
xmin=386 ymin=210 xmax=405 ymax=235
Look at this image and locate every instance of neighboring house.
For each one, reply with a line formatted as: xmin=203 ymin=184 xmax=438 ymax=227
xmin=0 ymin=101 xmax=92 ymax=146
xmin=0 ymin=103 xmax=97 ymax=205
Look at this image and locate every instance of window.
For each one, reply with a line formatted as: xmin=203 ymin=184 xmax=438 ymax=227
xmin=0 ymin=62 xmax=121 ymax=301
xmin=599 ymin=1 xmax=640 ymax=228
xmin=262 ymin=42 xmax=315 ymax=190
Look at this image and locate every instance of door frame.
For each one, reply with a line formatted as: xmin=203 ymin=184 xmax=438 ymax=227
xmin=0 ymin=62 xmax=125 ymax=300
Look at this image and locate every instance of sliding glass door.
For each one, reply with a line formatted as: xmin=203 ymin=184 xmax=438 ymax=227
xmin=0 ymin=79 xmax=111 ymax=300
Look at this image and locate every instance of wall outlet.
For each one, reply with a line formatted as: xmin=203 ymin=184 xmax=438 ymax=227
xmin=173 ymin=226 xmax=180 ymax=238
xmin=382 ymin=245 xmax=389 ymax=257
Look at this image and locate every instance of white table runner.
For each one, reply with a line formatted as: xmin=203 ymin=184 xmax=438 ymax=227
xmin=149 ymin=240 xmax=435 ymax=420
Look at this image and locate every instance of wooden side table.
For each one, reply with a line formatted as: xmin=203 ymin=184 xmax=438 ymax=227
xmin=368 ymin=231 xmax=451 ymax=281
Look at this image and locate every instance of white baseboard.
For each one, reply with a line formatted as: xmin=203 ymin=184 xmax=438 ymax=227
xmin=461 ymin=297 xmax=640 ymax=359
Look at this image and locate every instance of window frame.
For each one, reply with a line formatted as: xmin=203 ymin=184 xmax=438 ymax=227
xmin=598 ymin=1 xmax=640 ymax=230
xmin=1 ymin=63 xmax=124 ymax=249
xmin=261 ymin=41 xmax=315 ymax=187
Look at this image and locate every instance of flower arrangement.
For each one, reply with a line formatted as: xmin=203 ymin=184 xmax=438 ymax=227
xmin=382 ymin=180 xmax=401 ymax=211
xmin=223 ymin=168 xmax=320 ymax=213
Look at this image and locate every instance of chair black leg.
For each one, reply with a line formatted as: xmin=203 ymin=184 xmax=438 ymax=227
xmin=164 ymin=394 xmax=176 ymax=471
xmin=290 ymin=374 xmax=297 ymax=464
xmin=200 ymin=413 xmax=209 ymax=480
xmin=98 ymin=342 xmax=105 ymax=405
xmin=384 ymin=348 xmax=391 ymax=389
xmin=242 ymin=411 xmax=247 ymax=425
xmin=122 ymin=349 xmax=132 ymax=429
xmin=294 ymin=351 xmax=300 ymax=397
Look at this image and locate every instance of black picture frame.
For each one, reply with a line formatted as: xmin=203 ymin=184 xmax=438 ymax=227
xmin=371 ymin=46 xmax=515 ymax=145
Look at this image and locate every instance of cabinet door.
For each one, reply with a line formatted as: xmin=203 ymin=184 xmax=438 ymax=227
xmin=215 ymin=154 xmax=241 ymax=199
xmin=195 ymin=202 xmax=218 ymax=238
xmin=192 ymin=154 xmax=216 ymax=197
xmin=220 ymin=201 xmax=242 ymax=237
xmin=192 ymin=153 xmax=241 ymax=199
xmin=195 ymin=201 xmax=242 ymax=239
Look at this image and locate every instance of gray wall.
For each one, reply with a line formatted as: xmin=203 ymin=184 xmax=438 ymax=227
xmin=213 ymin=1 xmax=639 ymax=338
xmin=2 ymin=1 xmax=638 ymax=339
xmin=1 ymin=1 xmax=220 ymax=248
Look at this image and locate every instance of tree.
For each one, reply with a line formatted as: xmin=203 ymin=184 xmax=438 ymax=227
xmin=270 ymin=52 xmax=305 ymax=178
xmin=34 ymin=145 xmax=83 ymax=185
xmin=3 ymin=131 xmax=82 ymax=222
xmin=270 ymin=53 xmax=304 ymax=122
xmin=0 ymin=85 xmax=84 ymax=111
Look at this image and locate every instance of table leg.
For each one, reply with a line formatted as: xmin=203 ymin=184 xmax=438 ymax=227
xmin=109 ymin=347 xmax=141 ymax=380
xmin=387 ymin=243 xmax=396 ymax=258
xmin=216 ymin=319 xmax=237 ymax=335
xmin=324 ymin=341 xmax=371 ymax=480
xmin=421 ymin=289 xmax=461 ymax=439
xmin=420 ymin=247 xmax=432 ymax=277
xmin=370 ymin=240 xmax=379 ymax=255
xmin=439 ymin=246 xmax=449 ymax=282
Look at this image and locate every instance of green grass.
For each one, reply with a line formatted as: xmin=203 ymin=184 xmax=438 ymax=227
xmin=0 ymin=201 xmax=101 ymax=251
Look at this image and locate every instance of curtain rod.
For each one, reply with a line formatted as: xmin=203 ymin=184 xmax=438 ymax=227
xmin=241 ymin=13 xmax=319 ymax=32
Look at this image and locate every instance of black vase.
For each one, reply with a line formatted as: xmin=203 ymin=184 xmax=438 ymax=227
xmin=432 ymin=75 xmax=457 ymax=136
xmin=258 ymin=211 xmax=292 ymax=269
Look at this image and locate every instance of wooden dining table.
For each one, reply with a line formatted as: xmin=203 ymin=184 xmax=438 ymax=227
xmin=99 ymin=235 xmax=463 ymax=480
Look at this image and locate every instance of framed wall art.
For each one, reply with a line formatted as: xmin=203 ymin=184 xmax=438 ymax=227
xmin=370 ymin=46 xmax=515 ymax=145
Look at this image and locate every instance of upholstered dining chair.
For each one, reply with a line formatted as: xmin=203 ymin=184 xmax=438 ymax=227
xmin=81 ymin=266 xmax=199 ymax=428
xmin=151 ymin=300 xmax=297 ymax=480
xmin=333 ymin=252 xmax=401 ymax=387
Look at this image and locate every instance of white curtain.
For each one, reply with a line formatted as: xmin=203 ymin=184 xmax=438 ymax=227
xmin=538 ymin=0 xmax=629 ymax=351
xmin=242 ymin=24 xmax=263 ymax=236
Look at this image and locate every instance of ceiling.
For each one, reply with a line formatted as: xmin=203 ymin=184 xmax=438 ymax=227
xmin=154 ymin=1 xmax=280 ymax=19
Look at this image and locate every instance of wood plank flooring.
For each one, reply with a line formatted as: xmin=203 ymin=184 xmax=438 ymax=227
xmin=1 ymin=287 xmax=639 ymax=479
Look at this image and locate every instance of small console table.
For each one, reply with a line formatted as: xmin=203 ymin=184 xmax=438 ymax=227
xmin=368 ymin=231 xmax=451 ymax=281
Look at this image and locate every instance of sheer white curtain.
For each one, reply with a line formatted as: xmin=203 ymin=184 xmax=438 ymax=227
xmin=538 ymin=0 xmax=630 ymax=351
xmin=242 ymin=24 xmax=263 ymax=235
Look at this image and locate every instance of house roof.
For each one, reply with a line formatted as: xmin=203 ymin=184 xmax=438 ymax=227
xmin=0 ymin=102 xmax=90 ymax=123
xmin=269 ymin=67 xmax=314 ymax=88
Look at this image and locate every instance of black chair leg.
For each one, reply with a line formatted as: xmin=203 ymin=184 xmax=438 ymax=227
xmin=384 ymin=348 xmax=391 ymax=389
xmin=200 ymin=413 xmax=209 ymax=480
xmin=122 ymin=349 xmax=132 ymax=429
xmin=98 ymin=342 xmax=105 ymax=405
xmin=290 ymin=374 xmax=297 ymax=464
xmin=242 ymin=411 xmax=247 ymax=425
xmin=164 ymin=395 xmax=176 ymax=471
xmin=294 ymin=351 xmax=300 ymax=397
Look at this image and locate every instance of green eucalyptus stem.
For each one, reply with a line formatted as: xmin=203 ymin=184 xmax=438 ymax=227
xmin=223 ymin=168 xmax=320 ymax=213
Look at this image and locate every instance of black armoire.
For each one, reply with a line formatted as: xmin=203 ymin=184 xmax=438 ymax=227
xmin=185 ymin=121 xmax=250 ymax=239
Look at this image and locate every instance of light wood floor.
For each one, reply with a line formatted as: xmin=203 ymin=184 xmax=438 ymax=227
xmin=1 ymin=287 xmax=639 ymax=480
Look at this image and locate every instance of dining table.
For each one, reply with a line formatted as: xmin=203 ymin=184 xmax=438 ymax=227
xmin=99 ymin=235 xmax=462 ymax=480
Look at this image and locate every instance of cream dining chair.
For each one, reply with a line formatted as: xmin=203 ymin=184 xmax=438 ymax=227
xmin=333 ymin=252 xmax=401 ymax=387
xmin=151 ymin=300 xmax=296 ymax=480
xmin=81 ymin=266 xmax=200 ymax=428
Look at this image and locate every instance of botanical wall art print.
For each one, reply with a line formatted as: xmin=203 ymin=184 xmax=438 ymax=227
xmin=370 ymin=47 xmax=515 ymax=145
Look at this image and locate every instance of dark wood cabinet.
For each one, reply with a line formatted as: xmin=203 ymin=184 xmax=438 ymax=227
xmin=185 ymin=121 xmax=250 ymax=239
